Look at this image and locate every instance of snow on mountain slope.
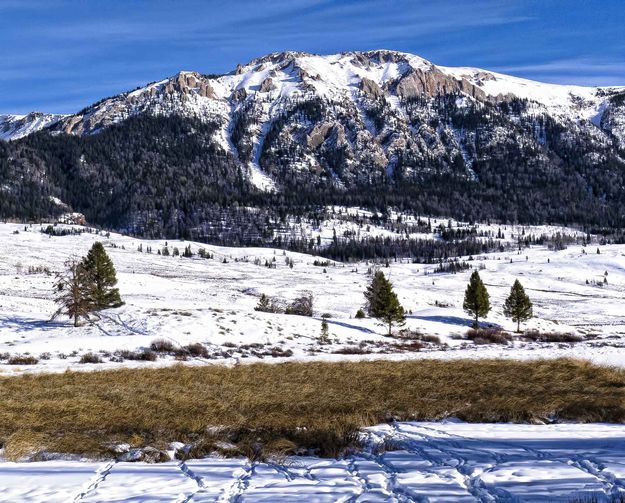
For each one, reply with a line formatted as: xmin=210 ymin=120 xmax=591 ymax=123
xmin=3 ymin=50 xmax=625 ymax=191
xmin=440 ymin=65 xmax=617 ymax=121
xmin=50 ymin=50 xmax=624 ymax=134
xmin=0 ymin=112 xmax=65 ymax=141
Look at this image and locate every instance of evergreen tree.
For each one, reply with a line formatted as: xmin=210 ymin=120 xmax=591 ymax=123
xmin=503 ymin=279 xmax=533 ymax=332
xmin=319 ymin=317 xmax=330 ymax=344
xmin=364 ymin=270 xmax=386 ymax=317
xmin=53 ymin=258 xmax=94 ymax=327
xmin=81 ymin=242 xmax=122 ymax=309
xmin=255 ymin=293 xmax=272 ymax=312
xmin=463 ymin=270 xmax=491 ymax=328
xmin=364 ymin=270 xmax=405 ymax=336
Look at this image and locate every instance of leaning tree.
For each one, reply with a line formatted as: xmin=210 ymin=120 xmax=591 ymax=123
xmin=53 ymin=258 xmax=95 ymax=327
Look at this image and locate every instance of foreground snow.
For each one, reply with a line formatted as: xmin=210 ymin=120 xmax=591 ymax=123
xmin=3 ymin=421 xmax=625 ymax=502
xmin=1 ymin=221 xmax=625 ymax=374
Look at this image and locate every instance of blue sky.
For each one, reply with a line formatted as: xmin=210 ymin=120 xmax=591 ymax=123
xmin=1 ymin=0 xmax=623 ymax=114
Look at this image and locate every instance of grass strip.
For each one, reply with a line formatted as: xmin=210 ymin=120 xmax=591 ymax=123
xmin=1 ymin=358 xmax=624 ymax=460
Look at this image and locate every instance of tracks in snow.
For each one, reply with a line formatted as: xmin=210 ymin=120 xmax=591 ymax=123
xmin=72 ymin=460 xmax=116 ymax=502
xmin=31 ymin=422 xmax=625 ymax=502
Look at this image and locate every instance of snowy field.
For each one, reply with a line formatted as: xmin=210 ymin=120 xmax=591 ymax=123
xmin=1 ymin=221 xmax=625 ymax=375
xmin=1 ymin=421 xmax=625 ymax=502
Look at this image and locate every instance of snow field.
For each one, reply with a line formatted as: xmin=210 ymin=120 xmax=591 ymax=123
xmin=1 ymin=221 xmax=625 ymax=375
xmin=1 ymin=421 xmax=625 ymax=502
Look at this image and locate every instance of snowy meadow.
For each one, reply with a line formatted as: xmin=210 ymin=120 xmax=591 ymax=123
xmin=0 ymin=221 xmax=623 ymax=374
xmin=2 ymin=220 xmax=625 ymax=501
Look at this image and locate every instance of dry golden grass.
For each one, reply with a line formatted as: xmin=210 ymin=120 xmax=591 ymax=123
xmin=1 ymin=358 xmax=624 ymax=460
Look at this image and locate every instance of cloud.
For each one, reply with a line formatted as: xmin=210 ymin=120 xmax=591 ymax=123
xmin=492 ymin=58 xmax=625 ymax=86
xmin=1 ymin=0 xmax=623 ymax=112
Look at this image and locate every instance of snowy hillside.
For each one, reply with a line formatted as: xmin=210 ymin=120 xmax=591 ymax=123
xmin=1 ymin=221 xmax=625 ymax=375
xmin=0 ymin=112 xmax=64 ymax=141
xmin=49 ymin=51 xmax=625 ymax=189
xmin=3 ymin=50 xmax=625 ymax=240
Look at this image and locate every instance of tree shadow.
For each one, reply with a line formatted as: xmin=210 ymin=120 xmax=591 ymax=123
xmin=409 ymin=315 xmax=502 ymax=329
xmin=322 ymin=319 xmax=376 ymax=334
xmin=0 ymin=315 xmax=66 ymax=333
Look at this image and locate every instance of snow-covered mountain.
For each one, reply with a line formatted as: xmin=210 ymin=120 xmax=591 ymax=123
xmin=54 ymin=50 xmax=625 ymax=134
xmin=3 ymin=50 xmax=624 ymax=186
xmin=2 ymin=50 xmax=625 ymax=236
xmin=32 ymin=51 xmax=622 ymax=187
xmin=0 ymin=112 xmax=65 ymax=141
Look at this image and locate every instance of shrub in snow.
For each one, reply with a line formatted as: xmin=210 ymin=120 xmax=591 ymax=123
xmin=255 ymin=294 xmax=283 ymax=313
xmin=79 ymin=352 xmax=103 ymax=364
xmin=150 ymin=339 xmax=177 ymax=353
xmin=181 ymin=343 xmax=209 ymax=358
xmin=466 ymin=327 xmax=511 ymax=345
xmin=7 ymin=355 xmax=39 ymax=365
xmin=522 ymin=330 xmax=582 ymax=343
xmin=117 ymin=349 xmax=158 ymax=361
xmin=285 ymin=292 xmax=314 ymax=317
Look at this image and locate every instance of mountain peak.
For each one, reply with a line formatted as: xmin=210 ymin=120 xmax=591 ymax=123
xmin=0 ymin=112 xmax=65 ymax=141
xmin=3 ymin=49 xmax=625 ymax=141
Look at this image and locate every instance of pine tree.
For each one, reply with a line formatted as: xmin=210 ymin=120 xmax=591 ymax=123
xmin=364 ymin=270 xmax=405 ymax=336
xmin=255 ymin=293 xmax=272 ymax=312
xmin=463 ymin=270 xmax=490 ymax=328
xmin=503 ymin=279 xmax=533 ymax=332
xmin=364 ymin=270 xmax=386 ymax=317
xmin=319 ymin=317 xmax=330 ymax=344
xmin=81 ymin=242 xmax=122 ymax=309
xmin=53 ymin=258 xmax=94 ymax=327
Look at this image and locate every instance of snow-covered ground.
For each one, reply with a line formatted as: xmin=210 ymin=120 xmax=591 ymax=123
xmin=2 ymin=420 xmax=625 ymax=502
xmin=0 ymin=221 xmax=624 ymax=375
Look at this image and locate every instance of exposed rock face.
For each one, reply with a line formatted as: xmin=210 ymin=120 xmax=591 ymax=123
xmin=259 ymin=77 xmax=276 ymax=93
xmin=57 ymin=71 xmax=219 ymax=135
xmin=231 ymin=88 xmax=247 ymax=101
xmin=392 ymin=67 xmax=487 ymax=101
xmin=360 ymin=77 xmax=383 ymax=99
xmin=307 ymin=123 xmax=333 ymax=149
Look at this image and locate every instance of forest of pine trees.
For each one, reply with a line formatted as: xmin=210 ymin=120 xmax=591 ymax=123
xmin=2 ymin=107 xmax=625 ymax=250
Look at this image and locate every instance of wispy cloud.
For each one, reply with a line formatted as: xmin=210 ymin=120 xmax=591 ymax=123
xmin=492 ymin=58 xmax=625 ymax=86
xmin=0 ymin=0 xmax=623 ymax=113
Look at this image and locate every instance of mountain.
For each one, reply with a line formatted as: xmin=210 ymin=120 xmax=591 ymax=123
xmin=1 ymin=50 xmax=625 ymax=242
xmin=0 ymin=112 xmax=65 ymax=141
xmin=44 ymin=51 xmax=625 ymax=187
